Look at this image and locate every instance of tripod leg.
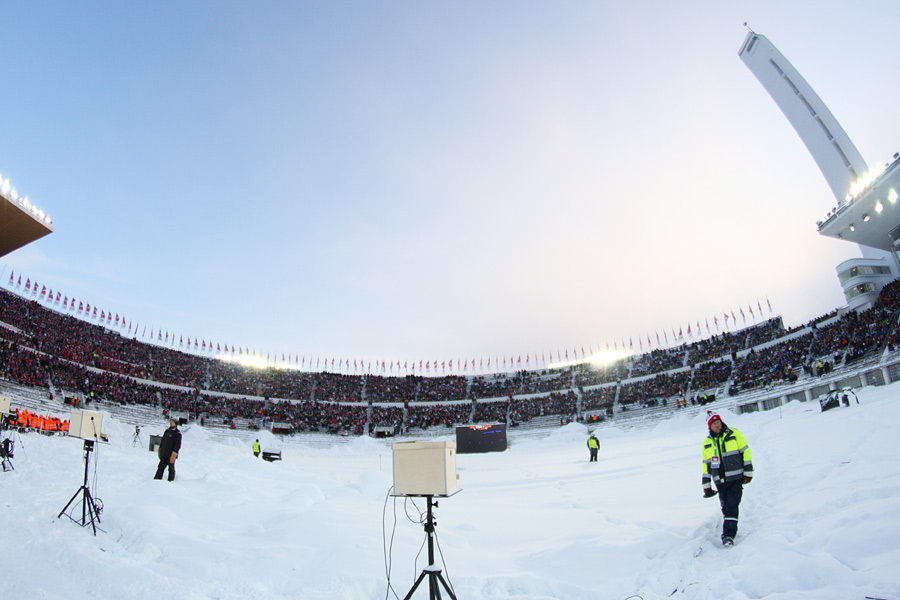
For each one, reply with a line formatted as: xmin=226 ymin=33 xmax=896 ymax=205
xmin=83 ymin=488 xmax=100 ymax=535
xmin=59 ymin=487 xmax=83 ymax=518
xmin=429 ymin=572 xmax=442 ymax=599
xmin=435 ymin=573 xmax=457 ymax=600
xmin=402 ymin=572 xmax=429 ymax=600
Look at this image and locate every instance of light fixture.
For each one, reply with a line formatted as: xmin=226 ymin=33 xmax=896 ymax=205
xmin=850 ymin=224 xmax=856 ymax=231
xmin=889 ymin=189 xmax=898 ymax=203
xmin=876 ymin=202 xmax=884 ymax=213
xmin=863 ymin=214 xmax=871 ymax=222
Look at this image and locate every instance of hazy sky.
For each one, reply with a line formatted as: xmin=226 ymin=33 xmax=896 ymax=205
xmin=2 ymin=1 xmax=899 ymax=367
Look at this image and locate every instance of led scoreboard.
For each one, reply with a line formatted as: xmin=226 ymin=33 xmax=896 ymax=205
xmin=455 ymin=423 xmax=507 ymax=454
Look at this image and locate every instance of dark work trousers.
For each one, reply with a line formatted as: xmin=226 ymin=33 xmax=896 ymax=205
xmin=155 ymin=458 xmax=175 ymax=481
xmin=589 ymin=448 xmax=598 ymax=462
xmin=717 ymin=479 xmax=743 ymax=539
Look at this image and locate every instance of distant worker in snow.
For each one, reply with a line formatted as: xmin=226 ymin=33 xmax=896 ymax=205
xmin=587 ymin=433 xmax=600 ymax=462
xmin=701 ymin=411 xmax=753 ymax=546
xmin=252 ymin=439 xmax=261 ymax=458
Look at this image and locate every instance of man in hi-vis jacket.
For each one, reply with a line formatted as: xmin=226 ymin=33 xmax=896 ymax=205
xmin=702 ymin=411 xmax=753 ymax=545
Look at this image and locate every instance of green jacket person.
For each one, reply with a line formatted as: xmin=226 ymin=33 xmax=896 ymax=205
xmin=702 ymin=411 xmax=753 ymax=545
xmin=587 ymin=434 xmax=600 ymax=462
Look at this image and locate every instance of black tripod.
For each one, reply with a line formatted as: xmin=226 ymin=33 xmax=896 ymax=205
xmin=1 ymin=437 xmax=13 ymax=471
xmin=58 ymin=440 xmax=102 ymax=535
xmin=1 ymin=415 xmax=15 ymax=472
xmin=132 ymin=425 xmax=142 ymax=447
xmin=403 ymin=495 xmax=457 ymax=600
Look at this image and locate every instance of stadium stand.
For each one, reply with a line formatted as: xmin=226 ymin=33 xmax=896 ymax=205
xmin=4 ymin=279 xmax=900 ymax=441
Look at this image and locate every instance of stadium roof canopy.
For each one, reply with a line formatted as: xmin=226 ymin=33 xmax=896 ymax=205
xmin=818 ymin=155 xmax=900 ymax=253
xmin=1 ymin=192 xmax=54 ymax=258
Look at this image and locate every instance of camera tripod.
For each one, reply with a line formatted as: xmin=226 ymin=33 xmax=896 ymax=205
xmin=58 ymin=440 xmax=103 ymax=535
xmin=132 ymin=425 xmax=142 ymax=447
xmin=403 ymin=495 xmax=457 ymax=600
xmin=1 ymin=438 xmax=13 ymax=472
xmin=0 ymin=415 xmax=16 ymax=473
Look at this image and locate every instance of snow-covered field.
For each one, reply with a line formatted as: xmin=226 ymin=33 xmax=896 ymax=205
xmin=2 ymin=386 xmax=899 ymax=600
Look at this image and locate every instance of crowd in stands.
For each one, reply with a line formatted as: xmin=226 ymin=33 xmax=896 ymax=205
xmin=370 ymin=405 xmax=403 ymax=433
xmin=0 ymin=339 xmax=48 ymax=387
xmin=509 ymin=391 xmax=577 ymax=424
xmin=418 ymin=375 xmax=467 ymax=402
xmin=687 ymin=333 xmax=743 ymax=367
xmin=743 ymin=318 xmax=786 ymax=348
xmin=581 ymin=386 xmax=616 ymax=411
xmin=406 ymin=403 xmax=472 ymax=430
xmin=312 ymin=372 xmax=363 ymax=403
xmin=574 ymin=362 xmax=626 ymax=387
xmin=619 ymin=371 xmax=691 ymax=406
xmin=728 ymin=335 xmax=808 ymax=393
xmin=473 ymin=398 xmax=509 ymax=424
xmin=469 ymin=375 xmax=518 ymax=399
xmin=690 ymin=359 xmax=733 ymax=391
xmin=5 ymin=280 xmax=900 ymax=437
xmin=631 ymin=348 xmax=685 ymax=377
xmin=519 ymin=369 xmax=573 ymax=394
xmin=365 ymin=375 xmax=419 ymax=404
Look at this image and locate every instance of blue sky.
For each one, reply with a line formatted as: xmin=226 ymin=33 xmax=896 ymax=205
xmin=3 ymin=1 xmax=899 ymax=368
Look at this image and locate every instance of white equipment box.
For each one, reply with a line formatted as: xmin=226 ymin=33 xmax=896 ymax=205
xmin=392 ymin=441 xmax=458 ymax=497
xmin=68 ymin=409 xmax=103 ymax=441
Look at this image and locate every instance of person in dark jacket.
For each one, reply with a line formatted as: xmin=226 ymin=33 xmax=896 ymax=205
xmin=702 ymin=411 xmax=753 ymax=545
xmin=154 ymin=419 xmax=182 ymax=481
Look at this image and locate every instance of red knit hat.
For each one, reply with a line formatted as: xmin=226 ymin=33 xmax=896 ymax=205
xmin=706 ymin=411 xmax=721 ymax=428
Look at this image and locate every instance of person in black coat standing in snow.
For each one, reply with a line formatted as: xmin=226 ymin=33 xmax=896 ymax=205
xmin=154 ymin=419 xmax=182 ymax=481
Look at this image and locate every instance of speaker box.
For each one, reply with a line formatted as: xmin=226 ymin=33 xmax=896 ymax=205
xmin=392 ymin=441 xmax=457 ymax=496
xmin=68 ymin=409 xmax=103 ymax=441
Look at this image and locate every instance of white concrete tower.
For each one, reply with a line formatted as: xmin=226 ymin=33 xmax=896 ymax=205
xmin=739 ymin=32 xmax=868 ymax=202
xmin=739 ymin=30 xmax=898 ymax=310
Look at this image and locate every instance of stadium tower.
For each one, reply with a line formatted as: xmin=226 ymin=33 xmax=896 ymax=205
xmin=739 ymin=30 xmax=900 ymax=311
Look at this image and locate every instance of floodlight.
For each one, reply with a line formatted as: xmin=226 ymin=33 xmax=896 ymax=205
xmin=849 ymin=224 xmax=856 ymax=231
xmin=863 ymin=214 xmax=870 ymax=222
xmin=875 ymin=202 xmax=883 ymax=214
xmin=889 ymin=189 xmax=898 ymax=203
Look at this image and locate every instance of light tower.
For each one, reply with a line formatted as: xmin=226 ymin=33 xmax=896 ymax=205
xmin=739 ymin=30 xmax=900 ymax=311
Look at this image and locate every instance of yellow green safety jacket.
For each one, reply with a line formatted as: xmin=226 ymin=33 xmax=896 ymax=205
xmin=702 ymin=426 xmax=752 ymax=490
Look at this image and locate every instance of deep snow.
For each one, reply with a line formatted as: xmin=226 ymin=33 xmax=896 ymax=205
xmin=1 ymin=386 xmax=899 ymax=600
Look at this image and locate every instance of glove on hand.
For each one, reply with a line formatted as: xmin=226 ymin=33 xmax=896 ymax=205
xmin=703 ymin=488 xmax=717 ymax=498
xmin=742 ymin=475 xmax=752 ymax=484
xmin=169 ymin=451 xmax=178 ymax=464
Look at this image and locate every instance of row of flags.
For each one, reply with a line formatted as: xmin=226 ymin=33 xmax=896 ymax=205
xmin=4 ymin=268 xmax=775 ymax=376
